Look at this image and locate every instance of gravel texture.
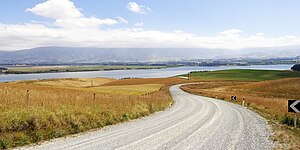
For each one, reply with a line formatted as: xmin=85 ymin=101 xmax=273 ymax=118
xmin=21 ymin=84 xmax=273 ymax=150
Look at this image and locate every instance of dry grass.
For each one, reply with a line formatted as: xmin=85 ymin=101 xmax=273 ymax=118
xmin=18 ymin=78 xmax=163 ymax=95
xmin=88 ymin=84 xmax=164 ymax=95
xmin=181 ymin=78 xmax=300 ymax=117
xmin=0 ymin=77 xmax=184 ymax=149
xmin=181 ymin=78 xmax=300 ymax=149
xmin=228 ymin=78 xmax=300 ymax=100
xmin=17 ymin=78 xmax=116 ymax=88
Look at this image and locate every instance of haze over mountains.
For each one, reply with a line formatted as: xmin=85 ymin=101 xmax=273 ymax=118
xmin=0 ymin=47 xmax=300 ymax=64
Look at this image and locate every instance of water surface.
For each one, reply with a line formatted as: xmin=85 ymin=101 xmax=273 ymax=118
xmin=0 ymin=64 xmax=293 ymax=82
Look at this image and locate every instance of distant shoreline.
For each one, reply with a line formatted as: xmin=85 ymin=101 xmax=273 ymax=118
xmin=0 ymin=64 xmax=293 ymax=75
xmin=0 ymin=65 xmax=169 ymax=75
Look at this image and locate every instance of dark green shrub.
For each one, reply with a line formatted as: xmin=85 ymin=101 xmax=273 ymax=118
xmin=291 ymin=64 xmax=300 ymax=71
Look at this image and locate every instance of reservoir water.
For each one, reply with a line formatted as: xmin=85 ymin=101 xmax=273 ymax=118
xmin=0 ymin=64 xmax=293 ymax=82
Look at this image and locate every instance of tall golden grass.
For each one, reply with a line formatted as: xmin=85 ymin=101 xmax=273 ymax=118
xmin=0 ymin=77 xmax=188 ymax=149
xmin=27 ymin=77 xmax=116 ymax=88
xmin=181 ymin=78 xmax=300 ymax=121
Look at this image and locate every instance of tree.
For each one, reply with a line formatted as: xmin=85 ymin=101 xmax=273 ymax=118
xmin=0 ymin=67 xmax=7 ymax=71
xmin=291 ymin=64 xmax=300 ymax=71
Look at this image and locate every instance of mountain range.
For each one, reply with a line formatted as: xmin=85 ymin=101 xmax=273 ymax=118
xmin=0 ymin=47 xmax=300 ymax=64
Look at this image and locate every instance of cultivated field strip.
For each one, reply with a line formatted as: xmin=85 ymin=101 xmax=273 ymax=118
xmin=22 ymin=85 xmax=273 ymax=150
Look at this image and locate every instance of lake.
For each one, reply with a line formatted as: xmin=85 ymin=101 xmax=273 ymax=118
xmin=0 ymin=64 xmax=293 ymax=82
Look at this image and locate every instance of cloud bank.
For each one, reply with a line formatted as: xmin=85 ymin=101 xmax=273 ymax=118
xmin=1 ymin=0 xmax=300 ymax=51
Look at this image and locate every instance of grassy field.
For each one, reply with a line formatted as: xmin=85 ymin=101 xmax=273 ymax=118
xmin=181 ymin=69 xmax=300 ymax=149
xmin=19 ymin=78 xmax=173 ymax=95
xmin=184 ymin=69 xmax=300 ymax=81
xmin=2 ymin=65 xmax=167 ymax=74
xmin=19 ymin=78 xmax=116 ymax=87
xmin=0 ymin=77 xmax=188 ymax=149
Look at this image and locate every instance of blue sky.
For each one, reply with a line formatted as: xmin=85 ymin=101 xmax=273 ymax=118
xmin=1 ymin=0 xmax=300 ymax=50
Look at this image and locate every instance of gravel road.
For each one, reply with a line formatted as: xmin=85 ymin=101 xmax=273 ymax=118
xmin=22 ymin=84 xmax=273 ymax=150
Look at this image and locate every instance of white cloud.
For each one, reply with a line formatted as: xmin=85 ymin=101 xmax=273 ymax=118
xmin=127 ymin=2 xmax=151 ymax=14
xmin=117 ymin=17 xmax=128 ymax=24
xmin=134 ymin=22 xmax=144 ymax=27
xmin=220 ymin=29 xmax=242 ymax=37
xmin=26 ymin=0 xmax=119 ymax=28
xmin=174 ymin=30 xmax=185 ymax=34
xmin=1 ymin=1 xmax=300 ymax=51
xmin=256 ymin=33 xmax=265 ymax=36
xmin=55 ymin=17 xmax=118 ymax=28
xmin=26 ymin=0 xmax=82 ymax=19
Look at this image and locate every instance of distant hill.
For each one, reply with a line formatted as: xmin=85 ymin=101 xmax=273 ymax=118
xmin=0 ymin=47 xmax=300 ymax=64
xmin=0 ymin=47 xmax=228 ymax=64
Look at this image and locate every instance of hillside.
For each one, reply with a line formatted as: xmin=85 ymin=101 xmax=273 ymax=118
xmin=0 ymin=47 xmax=225 ymax=64
xmin=0 ymin=47 xmax=300 ymax=64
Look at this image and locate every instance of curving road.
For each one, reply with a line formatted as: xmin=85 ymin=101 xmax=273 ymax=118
xmin=23 ymin=84 xmax=273 ymax=150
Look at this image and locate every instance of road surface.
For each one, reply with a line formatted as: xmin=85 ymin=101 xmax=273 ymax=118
xmin=23 ymin=84 xmax=273 ymax=150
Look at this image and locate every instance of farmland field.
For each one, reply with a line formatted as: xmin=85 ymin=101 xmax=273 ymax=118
xmin=183 ymin=69 xmax=300 ymax=81
xmin=0 ymin=77 xmax=188 ymax=149
xmin=20 ymin=78 xmax=163 ymax=95
xmin=19 ymin=78 xmax=116 ymax=87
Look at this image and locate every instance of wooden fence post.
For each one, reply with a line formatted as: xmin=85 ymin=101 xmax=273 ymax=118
xmin=242 ymin=97 xmax=245 ymax=107
xmin=26 ymin=90 xmax=30 ymax=104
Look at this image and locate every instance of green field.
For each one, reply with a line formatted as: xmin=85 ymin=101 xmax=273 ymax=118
xmin=2 ymin=65 xmax=167 ymax=74
xmin=184 ymin=69 xmax=300 ymax=81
